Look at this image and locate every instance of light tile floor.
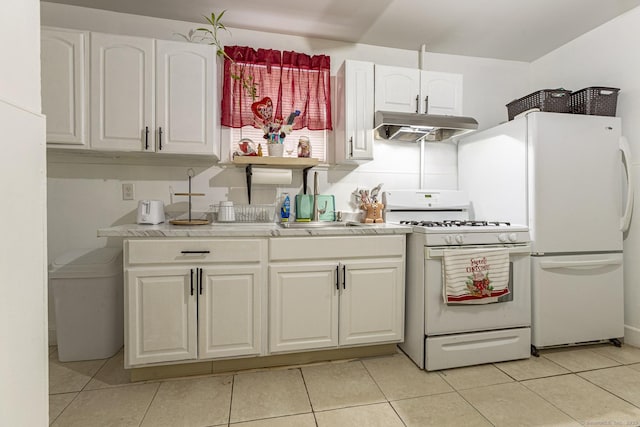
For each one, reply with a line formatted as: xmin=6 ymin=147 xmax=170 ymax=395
xmin=49 ymin=343 xmax=640 ymax=426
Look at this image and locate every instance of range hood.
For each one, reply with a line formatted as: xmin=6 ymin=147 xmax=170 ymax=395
xmin=374 ymin=111 xmax=478 ymax=142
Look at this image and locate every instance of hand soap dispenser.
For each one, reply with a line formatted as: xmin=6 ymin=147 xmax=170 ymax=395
xmin=280 ymin=193 xmax=290 ymax=222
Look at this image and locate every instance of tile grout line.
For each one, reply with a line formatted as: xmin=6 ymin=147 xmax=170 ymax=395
xmin=136 ymin=381 xmax=161 ymax=427
xmin=227 ymin=373 xmax=235 ymax=425
xmin=518 ymin=374 xmax=585 ymax=425
xmin=49 ymin=392 xmax=80 ymax=426
xmin=359 ymin=359 xmax=392 ymax=402
xmin=577 ymin=366 xmax=640 ymax=410
xmin=298 ymin=366 xmax=317 ymax=415
xmin=450 ymin=387 xmax=497 ymax=427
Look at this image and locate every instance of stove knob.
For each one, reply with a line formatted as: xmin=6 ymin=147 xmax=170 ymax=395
xmin=444 ymin=235 xmax=454 ymax=244
xmin=498 ymin=233 xmax=508 ymax=243
xmin=455 ymin=235 xmax=464 ymax=244
xmin=508 ymin=233 xmax=518 ymax=242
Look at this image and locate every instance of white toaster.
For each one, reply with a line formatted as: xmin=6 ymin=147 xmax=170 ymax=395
xmin=137 ymin=200 xmax=165 ymax=224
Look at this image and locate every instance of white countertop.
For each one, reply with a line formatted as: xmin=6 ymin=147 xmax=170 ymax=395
xmin=97 ymin=222 xmax=412 ymax=238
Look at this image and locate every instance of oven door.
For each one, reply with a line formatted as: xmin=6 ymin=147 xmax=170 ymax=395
xmin=424 ymin=244 xmax=531 ymax=335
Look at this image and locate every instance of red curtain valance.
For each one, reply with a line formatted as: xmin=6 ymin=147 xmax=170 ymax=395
xmin=221 ymin=46 xmax=332 ymax=131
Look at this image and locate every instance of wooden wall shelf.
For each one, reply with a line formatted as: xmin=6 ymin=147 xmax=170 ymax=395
xmin=232 ymin=156 xmax=319 ymax=204
xmin=232 ymin=156 xmax=319 ymax=169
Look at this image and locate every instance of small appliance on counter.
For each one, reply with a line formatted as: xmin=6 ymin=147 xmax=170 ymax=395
xmin=136 ymin=200 xmax=165 ymax=224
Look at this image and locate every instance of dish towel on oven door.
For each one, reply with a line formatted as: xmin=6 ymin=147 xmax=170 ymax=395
xmin=443 ymin=248 xmax=510 ymax=304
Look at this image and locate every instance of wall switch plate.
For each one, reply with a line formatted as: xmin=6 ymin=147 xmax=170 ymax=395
xmin=122 ymin=183 xmax=134 ymax=200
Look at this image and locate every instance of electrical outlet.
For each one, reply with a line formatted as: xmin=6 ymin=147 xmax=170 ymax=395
xmin=122 ymin=183 xmax=134 ymax=200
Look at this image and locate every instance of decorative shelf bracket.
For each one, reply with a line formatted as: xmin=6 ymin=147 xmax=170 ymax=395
xmin=245 ymin=164 xmax=253 ymax=204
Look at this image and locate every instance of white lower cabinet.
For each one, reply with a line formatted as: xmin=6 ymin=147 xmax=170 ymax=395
xmin=198 ymin=265 xmax=262 ymax=359
xmin=339 ymin=259 xmax=404 ymax=346
xmin=269 ymin=236 xmax=405 ymax=354
xmin=125 ymin=239 xmax=264 ymax=368
xmin=124 ymin=235 xmax=405 ymax=367
xmin=269 ymin=262 xmax=340 ymax=353
xmin=127 ymin=267 xmax=197 ymax=366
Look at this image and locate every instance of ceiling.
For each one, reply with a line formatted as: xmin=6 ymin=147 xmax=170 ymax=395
xmin=43 ymin=0 xmax=640 ymax=61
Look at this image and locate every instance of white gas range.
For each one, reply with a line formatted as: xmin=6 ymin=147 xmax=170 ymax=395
xmin=383 ymin=190 xmax=532 ymax=371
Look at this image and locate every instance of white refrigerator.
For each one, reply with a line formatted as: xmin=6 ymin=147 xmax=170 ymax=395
xmin=457 ymin=112 xmax=633 ymax=351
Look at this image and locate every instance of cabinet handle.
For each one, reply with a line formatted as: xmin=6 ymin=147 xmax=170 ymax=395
xmin=180 ymin=250 xmax=211 ymax=254
xmin=190 ymin=268 xmax=194 ymax=296
xmin=158 ymin=127 xmax=163 ymax=150
xmin=145 ymin=126 xmax=149 ymax=150
xmin=415 ymin=95 xmax=419 ymax=113
xmin=335 ymin=265 xmax=340 ymax=290
xmin=424 ymin=95 xmax=429 ymax=114
xmin=198 ymin=268 xmax=203 ymax=295
xmin=349 ymin=137 xmax=353 ymax=157
xmin=342 ymin=264 xmax=347 ymax=289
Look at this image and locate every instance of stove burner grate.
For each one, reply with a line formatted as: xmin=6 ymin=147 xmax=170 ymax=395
xmin=400 ymin=220 xmax=511 ymax=227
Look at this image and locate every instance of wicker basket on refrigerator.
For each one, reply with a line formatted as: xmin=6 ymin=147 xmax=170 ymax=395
xmin=506 ymin=89 xmax=572 ymax=121
xmin=569 ymin=87 xmax=619 ymax=116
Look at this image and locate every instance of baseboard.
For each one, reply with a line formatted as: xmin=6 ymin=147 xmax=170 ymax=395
xmin=624 ymin=324 xmax=640 ymax=347
xmin=130 ymin=343 xmax=399 ymax=382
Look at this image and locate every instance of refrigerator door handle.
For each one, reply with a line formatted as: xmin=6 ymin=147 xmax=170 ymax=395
xmin=540 ymin=258 xmax=622 ymax=270
xmin=620 ymin=136 xmax=634 ymax=232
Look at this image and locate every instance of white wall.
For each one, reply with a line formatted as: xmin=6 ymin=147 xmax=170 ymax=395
xmin=530 ymin=6 xmax=640 ymax=345
xmin=0 ymin=1 xmax=42 ymax=112
xmin=0 ymin=1 xmax=48 ymax=426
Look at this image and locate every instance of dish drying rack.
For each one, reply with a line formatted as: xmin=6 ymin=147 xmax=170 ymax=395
xmin=209 ymin=204 xmax=276 ymax=223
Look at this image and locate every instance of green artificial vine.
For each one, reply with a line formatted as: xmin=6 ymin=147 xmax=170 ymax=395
xmin=178 ymin=10 xmax=258 ymax=100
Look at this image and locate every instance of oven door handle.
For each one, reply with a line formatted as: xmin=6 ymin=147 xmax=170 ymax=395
xmin=539 ymin=258 xmax=622 ymax=270
xmin=426 ymin=245 xmax=531 ymax=258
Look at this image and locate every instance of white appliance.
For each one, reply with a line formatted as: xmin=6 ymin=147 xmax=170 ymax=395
xmin=458 ymin=112 xmax=633 ymax=354
xmin=136 ymin=200 xmax=165 ymax=224
xmin=384 ymin=190 xmax=532 ymax=371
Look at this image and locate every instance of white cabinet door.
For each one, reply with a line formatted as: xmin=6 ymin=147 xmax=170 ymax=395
xmin=41 ymin=29 xmax=87 ymax=146
xmin=91 ymin=33 xmax=154 ymax=151
xmin=421 ymin=71 xmax=463 ymax=115
xmin=339 ymin=259 xmax=404 ymax=346
xmin=198 ymin=265 xmax=262 ymax=359
xmin=374 ymin=65 xmax=420 ymax=113
xmin=126 ymin=267 xmax=197 ymax=367
xmin=156 ymin=40 xmax=215 ymax=155
xmin=269 ymin=263 xmax=339 ymax=353
xmin=335 ymin=60 xmax=374 ymax=163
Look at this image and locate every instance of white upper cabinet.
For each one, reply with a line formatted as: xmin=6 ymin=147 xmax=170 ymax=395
xmin=90 ymin=33 xmax=217 ymax=155
xmin=90 ymin=33 xmax=154 ymax=152
xmin=155 ymin=40 xmax=215 ymax=155
xmin=375 ymin=65 xmax=463 ymax=115
xmin=375 ymin=65 xmax=421 ymax=113
xmin=41 ymin=28 xmax=88 ymax=146
xmin=421 ymin=71 xmax=463 ymax=116
xmin=334 ymin=60 xmax=374 ymax=163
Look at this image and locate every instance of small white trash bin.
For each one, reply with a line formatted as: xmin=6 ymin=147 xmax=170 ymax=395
xmin=50 ymin=247 xmax=123 ymax=362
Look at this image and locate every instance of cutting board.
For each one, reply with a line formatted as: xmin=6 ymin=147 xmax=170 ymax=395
xmin=295 ymin=194 xmax=335 ymax=221
xmin=318 ymin=195 xmax=336 ymax=221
